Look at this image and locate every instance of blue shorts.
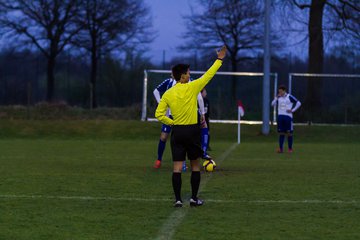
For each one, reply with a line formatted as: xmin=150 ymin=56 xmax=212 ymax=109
xmin=277 ymin=115 xmax=293 ymax=133
xmin=161 ymin=124 xmax=172 ymax=133
xmin=161 ymin=115 xmax=173 ymax=133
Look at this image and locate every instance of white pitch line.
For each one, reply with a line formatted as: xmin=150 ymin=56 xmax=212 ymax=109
xmin=154 ymin=143 xmax=238 ymax=240
xmin=0 ymin=194 xmax=170 ymax=202
xmin=206 ymin=199 xmax=359 ymax=204
xmin=0 ymin=194 xmax=358 ymax=205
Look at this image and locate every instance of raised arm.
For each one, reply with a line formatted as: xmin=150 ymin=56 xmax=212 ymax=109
xmin=190 ymin=46 xmax=227 ymax=93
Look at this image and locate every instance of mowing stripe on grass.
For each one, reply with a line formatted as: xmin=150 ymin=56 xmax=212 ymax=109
xmin=0 ymin=194 xmax=358 ymax=205
xmin=199 ymin=143 xmax=238 ymax=192
xmin=154 ymin=143 xmax=238 ymax=240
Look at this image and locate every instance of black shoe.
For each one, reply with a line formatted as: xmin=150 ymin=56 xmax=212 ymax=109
xmin=190 ymin=198 xmax=204 ymax=207
xmin=202 ymin=154 xmax=212 ymax=160
xmin=174 ymin=200 xmax=183 ymax=208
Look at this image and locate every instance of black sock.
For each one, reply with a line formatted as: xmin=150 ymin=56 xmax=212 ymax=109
xmin=172 ymin=172 xmax=182 ymax=201
xmin=191 ymin=171 xmax=201 ymax=200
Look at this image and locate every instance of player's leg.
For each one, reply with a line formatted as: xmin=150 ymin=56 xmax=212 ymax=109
xmin=158 ymin=131 xmax=169 ymax=159
xmin=278 ymin=133 xmax=285 ymax=153
xmin=200 ymin=120 xmax=211 ymax=160
xmin=154 ymin=124 xmax=171 ymax=168
xmin=206 ymin=117 xmax=211 ymax=150
xmin=277 ymin=115 xmax=286 ymax=153
xmin=287 ymin=133 xmax=293 ymax=152
xmin=287 ymin=119 xmax=294 ymax=152
xmin=182 ymin=159 xmax=187 ymax=172
xmin=198 ymin=113 xmax=211 ymax=160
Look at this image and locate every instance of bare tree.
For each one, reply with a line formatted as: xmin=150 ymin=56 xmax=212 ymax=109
xmin=0 ymin=0 xmax=81 ymax=102
xmin=73 ymin=0 xmax=153 ymax=108
xmin=281 ymin=0 xmax=360 ymax=121
xmin=182 ymin=0 xmax=265 ymax=101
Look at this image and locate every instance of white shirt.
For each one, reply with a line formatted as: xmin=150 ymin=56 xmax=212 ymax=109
xmin=271 ymin=93 xmax=301 ymax=118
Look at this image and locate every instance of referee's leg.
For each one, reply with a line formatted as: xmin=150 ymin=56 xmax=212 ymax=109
xmin=190 ymin=158 xmax=201 ymax=200
xmin=172 ymin=161 xmax=183 ymax=205
xmin=170 ymin=127 xmax=186 ymax=206
xmin=188 ymin=124 xmax=203 ymax=206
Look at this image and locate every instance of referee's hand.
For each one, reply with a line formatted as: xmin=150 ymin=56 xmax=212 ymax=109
xmin=217 ymin=45 xmax=227 ymax=60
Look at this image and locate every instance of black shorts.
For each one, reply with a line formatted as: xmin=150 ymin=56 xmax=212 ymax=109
xmin=171 ymin=124 xmax=202 ymax=161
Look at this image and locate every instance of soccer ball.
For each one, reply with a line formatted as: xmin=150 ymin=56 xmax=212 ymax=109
xmin=203 ymin=159 xmax=216 ymax=172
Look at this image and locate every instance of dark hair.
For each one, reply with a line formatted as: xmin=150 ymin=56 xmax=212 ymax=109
xmin=278 ymin=85 xmax=287 ymax=91
xmin=171 ymin=64 xmax=190 ymax=81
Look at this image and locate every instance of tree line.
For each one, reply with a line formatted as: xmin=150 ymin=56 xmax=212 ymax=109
xmin=0 ymin=0 xmax=152 ymax=108
xmin=0 ymin=0 xmax=359 ymax=113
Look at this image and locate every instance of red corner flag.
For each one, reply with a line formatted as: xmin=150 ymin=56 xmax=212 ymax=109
xmin=237 ymin=100 xmax=245 ymax=144
xmin=237 ymin=100 xmax=245 ymax=117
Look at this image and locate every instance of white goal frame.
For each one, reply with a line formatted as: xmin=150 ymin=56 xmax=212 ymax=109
xmin=288 ymin=73 xmax=360 ymax=94
xmin=141 ymin=69 xmax=278 ymax=124
xmin=288 ymin=72 xmax=360 ymax=125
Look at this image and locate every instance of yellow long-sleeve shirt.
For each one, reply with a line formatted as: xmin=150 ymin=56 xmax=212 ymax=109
xmin=155 ymin=59 xmax=222 ymax=125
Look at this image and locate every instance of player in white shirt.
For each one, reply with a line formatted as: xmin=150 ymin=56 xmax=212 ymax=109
xmin=271 ymin=85 xmax=301 ymax=153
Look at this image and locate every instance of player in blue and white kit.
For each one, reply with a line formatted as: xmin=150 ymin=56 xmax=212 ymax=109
xmin=271 ymin=85 xmax=301 ymax=153
xmin=153 ymin=78 xmax=211 ymax=169
xmin=153 ymin=78 xmax=176 ymax=168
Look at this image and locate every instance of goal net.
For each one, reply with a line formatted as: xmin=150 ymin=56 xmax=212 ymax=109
xmin=289 ymin=73 xmax=360 ymax=124
xmin=141 ymin=70 xmax=278 ymax=124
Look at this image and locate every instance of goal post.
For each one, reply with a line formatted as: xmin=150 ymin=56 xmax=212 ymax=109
xmin=141 ymin=69 xmax=278 ymax=124
xmin=288 ymin=73 xmax=360 ymax=124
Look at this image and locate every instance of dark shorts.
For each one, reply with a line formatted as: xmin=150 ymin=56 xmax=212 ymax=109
xmin=171 ymin=124 xmax=202 ymax=161
xmin=161 ymin=115 xmax=173 ymax=133
xmin=161 ymin=124 xmax=172 ymax=133
xmin=277 ymin=115 xmax=293 ymax=133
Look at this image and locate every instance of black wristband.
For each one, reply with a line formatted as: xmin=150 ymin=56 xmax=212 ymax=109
xmin=217 ymin=57 xmax=223 ymax=61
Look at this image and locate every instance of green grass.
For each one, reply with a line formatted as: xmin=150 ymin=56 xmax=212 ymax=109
xmin=0 ymin=120 xmax=359 ymax=239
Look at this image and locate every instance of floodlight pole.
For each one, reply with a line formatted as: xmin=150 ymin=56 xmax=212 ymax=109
xmin=262 ymin=0 xmax=271 ymax=135
xmin=141 ymin=70 xmax=148 ymax=121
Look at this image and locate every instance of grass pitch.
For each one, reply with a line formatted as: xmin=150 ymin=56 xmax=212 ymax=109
xmin=0 ymin=120 xmax=359 ymax=239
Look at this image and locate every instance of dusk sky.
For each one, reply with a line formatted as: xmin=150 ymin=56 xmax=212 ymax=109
xmin=144 ymin=0 xmax=199 ymax=64
xmin=143 ymin=0 xmax=306 ymax=65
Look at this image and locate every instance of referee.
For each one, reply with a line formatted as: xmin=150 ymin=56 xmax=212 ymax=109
xmin=155 ymin=46 xmax=227 ymax=207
